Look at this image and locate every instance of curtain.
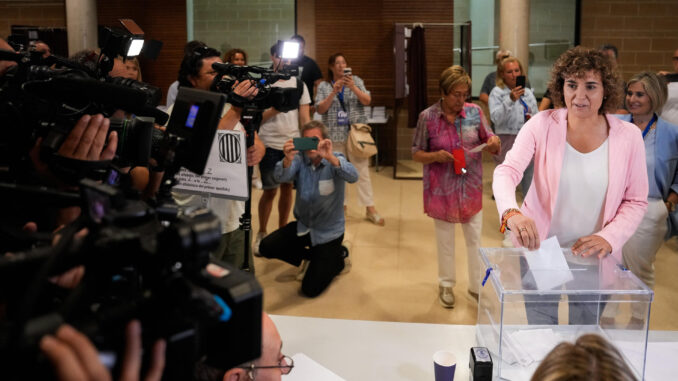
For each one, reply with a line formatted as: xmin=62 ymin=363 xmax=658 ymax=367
xmin=407 ymin=26 xmax=427 ymax=128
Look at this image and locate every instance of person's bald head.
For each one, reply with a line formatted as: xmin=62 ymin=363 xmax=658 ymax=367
xmin=222 ymin=313 xmax=286 ymax=381
xmin=0 ymin=38 xmax=18 ymax=77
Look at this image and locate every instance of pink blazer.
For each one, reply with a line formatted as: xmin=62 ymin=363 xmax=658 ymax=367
xmin=493 ymin=108 xmax=649 ymax=260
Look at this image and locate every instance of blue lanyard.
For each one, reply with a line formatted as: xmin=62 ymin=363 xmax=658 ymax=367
xmin=519 ymin=97 xmax=529 ymax=121
xmin=631 ymin=114 xmax=657 ymax=138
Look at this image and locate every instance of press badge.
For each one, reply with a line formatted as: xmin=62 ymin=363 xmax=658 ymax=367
xmin=337 ymin=110 xmax=349 ymax=126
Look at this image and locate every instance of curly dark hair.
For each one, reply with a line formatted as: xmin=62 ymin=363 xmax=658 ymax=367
xmin=223 ymin=48 xmax=248 ymax=65
xmin=547 ymin=46 xmax=623 ymax=114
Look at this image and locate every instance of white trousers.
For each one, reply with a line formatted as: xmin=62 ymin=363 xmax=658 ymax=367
xmin=334 ymin=141 xmax=375 ymax=207
xmin=434 ymin=211 xmax=483 ymax=294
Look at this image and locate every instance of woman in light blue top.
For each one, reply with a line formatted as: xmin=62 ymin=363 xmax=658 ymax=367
xmin=614 ymin=71 xmax=678 ymax=326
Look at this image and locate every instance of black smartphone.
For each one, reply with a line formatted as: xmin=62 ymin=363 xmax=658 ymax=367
xmin=293 ymin=137 xmax=319 ymax=151
xmin=516 ymin=75 xmax=526 ymax=89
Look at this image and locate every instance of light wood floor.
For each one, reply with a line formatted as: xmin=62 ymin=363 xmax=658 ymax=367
xmin=250 ymin=156 xmax=678 ymax=331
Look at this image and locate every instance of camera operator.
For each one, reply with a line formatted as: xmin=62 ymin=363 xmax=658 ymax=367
xmin=170 ymin=45 xmax=265 ymax=271
xmin=41 ymin=321 xmax=166 ymax=381
xmin=254 ymin=41 xmax=311 ymax=256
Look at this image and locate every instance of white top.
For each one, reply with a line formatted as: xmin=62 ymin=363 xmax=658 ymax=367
xmin=161 ymin=80 xmax=180 ymax=112
xmin=661 ymin=82 xmax=678 ymax=126
xmin=488 ymin=86 xmax=538 ymax=135
xmin=258 ymin=77 xmax=311 ymax=150
xmin=548 ymin=139 xmax=609 ymax=247
xmin=167 ymin=103 xmax=245 ymax=234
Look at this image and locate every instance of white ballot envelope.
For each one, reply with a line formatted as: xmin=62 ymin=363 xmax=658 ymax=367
xmin=468 ymin=143 xmax=487 ymax=153
xmin=523 ymin=236 xmax=573 ymax=290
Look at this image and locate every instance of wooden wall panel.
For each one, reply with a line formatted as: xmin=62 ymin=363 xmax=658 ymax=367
xmin=98 ymin=0 xmax=187 ymax=104
xmin=314 ymin=0 xmax=454 ymax=166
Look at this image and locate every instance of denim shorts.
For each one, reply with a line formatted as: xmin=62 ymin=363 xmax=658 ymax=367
xmin=259 ymin=148 xmax=291 ymax=189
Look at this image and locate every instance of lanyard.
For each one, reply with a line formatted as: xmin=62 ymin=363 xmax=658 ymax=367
xmin=519 ymin=97 xmax=529 ymax=121
xmin=631 ymin=114 xmax=657 ymax=138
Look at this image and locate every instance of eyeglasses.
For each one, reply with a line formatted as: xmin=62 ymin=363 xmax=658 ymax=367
xmin=448 ymin=91 xmax=470 ymax=99
xmin=672 ymin=57 xmax=678 ymax=61
xmin=239 ymin=354 xmax=294 ymax=378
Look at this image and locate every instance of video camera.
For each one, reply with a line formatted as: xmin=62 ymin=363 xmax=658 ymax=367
xmin=0 ymin=20 xmax=263 ymax=381
xmin=210 ymin=40 xmax=303 ymax=113
xmin=0 ymin=20 xmax=166 ymax=180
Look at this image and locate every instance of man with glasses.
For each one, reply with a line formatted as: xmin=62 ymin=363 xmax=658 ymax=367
xmin=222 ymin=313 xmax=293 ymax=381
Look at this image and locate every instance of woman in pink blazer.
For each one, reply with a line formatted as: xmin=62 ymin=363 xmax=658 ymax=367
xmin=493 ymin=47 xmax=648 ymax=325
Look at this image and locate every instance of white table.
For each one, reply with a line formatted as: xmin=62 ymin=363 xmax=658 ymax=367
xmin=271 ymin=315 xmax=678 ymax=381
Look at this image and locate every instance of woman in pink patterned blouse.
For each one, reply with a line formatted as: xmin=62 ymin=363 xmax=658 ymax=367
xmin=412 ymin=65 xmax=501 ymax=308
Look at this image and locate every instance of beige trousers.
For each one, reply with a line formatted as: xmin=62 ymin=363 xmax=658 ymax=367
xmin=434 ymin=211 xmax=483 ymax=294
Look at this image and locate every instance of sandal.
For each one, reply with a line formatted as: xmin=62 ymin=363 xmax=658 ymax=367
xmin=366 ymin=211 xmax=385 ymax=226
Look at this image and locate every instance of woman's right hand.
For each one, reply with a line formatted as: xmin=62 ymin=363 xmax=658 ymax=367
xmin=332 ymin=79 xmax=344 ymax=94
xmin=506 ymin=213 xmax=540 ymax=250
xmin=434 ymin=150 xmax=455 ymax=163
xmin=509 ymin=86 xmax=525 ymax=102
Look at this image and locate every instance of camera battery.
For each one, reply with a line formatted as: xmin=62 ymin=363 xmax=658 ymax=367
xmin=469 ymin=347 xmax=492 ymax=381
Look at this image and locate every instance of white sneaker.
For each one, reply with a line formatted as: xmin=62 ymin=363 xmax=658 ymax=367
xmin=253 ymin=232 xmax=266 ymax=257
xmin=502 ymin=230 xmax=513 ymax=248
xmin=296 ymin=260 xmax=309 ymax=281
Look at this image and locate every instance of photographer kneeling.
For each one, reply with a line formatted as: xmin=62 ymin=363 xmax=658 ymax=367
xmin=259 ymin=121 xmax=357 ymax=297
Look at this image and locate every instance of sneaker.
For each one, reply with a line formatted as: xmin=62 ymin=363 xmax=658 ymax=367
xmin=340 ymin=241 xmax=352 ymax=275
xmin=296 ymin=259 xmax=309 ymax=281
xmin=253 ymin=232 xmax=266 ymax=257
xmin=501 ymin=230 xmax=513 ymax=248
xmin=438 ymin=285 xmax=455 ymax=308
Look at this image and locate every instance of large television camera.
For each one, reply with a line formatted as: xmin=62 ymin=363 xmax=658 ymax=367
xmin=0 ymin=20 xmax=263 ymax=381
xmin=210 ymin=40 xmax=304 ymax=113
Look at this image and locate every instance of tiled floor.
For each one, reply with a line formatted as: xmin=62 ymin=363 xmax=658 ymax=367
xmin=250 ymin=156 xmax=678 ymax=330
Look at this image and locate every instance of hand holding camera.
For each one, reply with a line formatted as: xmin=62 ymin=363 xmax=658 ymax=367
xmin=510 ymin=75 xmax=526 ymax=101
xmin=282 ymin=139 xmax=299 ymax=167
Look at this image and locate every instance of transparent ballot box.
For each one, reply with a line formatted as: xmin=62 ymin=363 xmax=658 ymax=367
xmin=475 ymin=247 xmax=653 ymax=380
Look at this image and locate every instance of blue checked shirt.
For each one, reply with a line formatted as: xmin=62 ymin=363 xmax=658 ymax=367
xmin=274 ymin=152 xmax=358 ymax=245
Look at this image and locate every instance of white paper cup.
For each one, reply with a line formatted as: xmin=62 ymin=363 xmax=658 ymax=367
xmin=433 ymin=350 xmax=456 ymax=381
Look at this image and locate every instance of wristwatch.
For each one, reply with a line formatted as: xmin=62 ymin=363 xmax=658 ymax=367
xmin=666 ymin=200 xmax=676 ymax=212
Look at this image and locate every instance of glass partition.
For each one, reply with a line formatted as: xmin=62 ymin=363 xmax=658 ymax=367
xmin=188 ymin=0 xmax=295 ymax=66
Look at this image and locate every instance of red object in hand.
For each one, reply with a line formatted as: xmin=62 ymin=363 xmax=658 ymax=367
xmin=452 ymin=148 xmax=466 ymax=175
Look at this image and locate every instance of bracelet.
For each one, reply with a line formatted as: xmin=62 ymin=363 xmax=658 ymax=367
xmin=500 ymin=208 xmax=522 ymax=233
